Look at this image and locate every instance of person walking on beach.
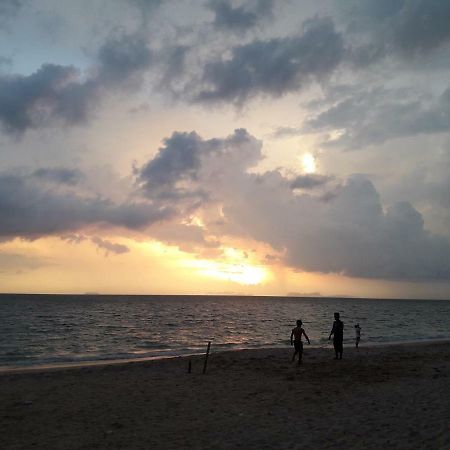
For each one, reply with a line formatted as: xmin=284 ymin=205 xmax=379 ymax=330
xmin=290 ymin=319 xmax=310 ymax=365
xmin=355 ymin=324 xmax=361 ymax=349
xmin=329 ymin=312 xmax=344 ymax=360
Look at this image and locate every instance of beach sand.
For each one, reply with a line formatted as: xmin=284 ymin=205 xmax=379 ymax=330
xmin=1 ymin=342 xmax=449 ymax=450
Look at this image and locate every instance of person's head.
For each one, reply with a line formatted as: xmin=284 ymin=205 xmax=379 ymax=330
xmin=297 ymin=319 xmax=302 ymax=326
xmin=355 ymin=324 xmax=360 ymax=328
xmin=334 ymin=312 xmax=340 ymax=320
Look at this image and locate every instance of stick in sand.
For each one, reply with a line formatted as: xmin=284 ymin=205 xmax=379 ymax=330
xmin=203 ymin=341 xmax=211 ymax=374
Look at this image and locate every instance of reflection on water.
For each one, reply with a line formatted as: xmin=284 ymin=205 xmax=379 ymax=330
xmin=1 ymin=294 xmax=449 ymax=367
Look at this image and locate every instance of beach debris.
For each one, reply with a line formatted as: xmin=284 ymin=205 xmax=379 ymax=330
xmin=203 ymin=341 xmax=211 ymax=374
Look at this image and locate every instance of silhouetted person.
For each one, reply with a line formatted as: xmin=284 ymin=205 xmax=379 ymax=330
xmin=355 ymin=324 xmax=361 ymax=349
xmin=329 ymin=312 xmax=344 ymax=359
xmin=290 ymin=319 xmax=310 ymax=365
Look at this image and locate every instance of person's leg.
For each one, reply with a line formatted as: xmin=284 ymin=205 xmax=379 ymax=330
xmin=298 ymin=343 xmax=303 ymax=365
xmin=292 ymin=349 xmax=297 ymax=361
xmin=333 ymin=341 xmax=338 ymax=359
xmin=339 ymin=342 xmax=343 ymax=359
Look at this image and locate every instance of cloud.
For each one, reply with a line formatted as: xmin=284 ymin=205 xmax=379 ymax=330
xmin=305 ymin=86 xmax=450 ymax=148
xmin=137 ymin=128 xmax=450 ymax=280
xmin=0 ymin=64 xmax=97 ymax=134
xmin=193 ymin=17 xmax=344 ymax=104
xmin=32 ymin=167 xmax=84 ymax=186
xmin=91 ymin=236 xmax=130 ymax=255
xmin=290 ymin=174 xmax=332 ymax=190
xmin=341 ymin=0 xmax=450 ymax=65
xmin=126 ymin=0 xmax=163 ymax=13
xmin=0 ymin=250 xmax=48 ymax=273
xmin=0 ymin=32 xmax=152 ymax=134
xmin=137 ymin=128 xmax=261 ymax=202
xmin=96 ymin=33 xmax=152 ymax=86
xmin=221 ymin=172 xmax=450 ymax=280
xmin=0 ymin=170 xmax=175 ymax=239
xmin=0 ymin=0 xmax=26 ymax=25
xmin=207 ymin=0 xmax=274 ymax=33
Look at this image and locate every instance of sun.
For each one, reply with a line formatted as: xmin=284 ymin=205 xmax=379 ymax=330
xmin=182 ymin=246 xmax=269 ymax=286
xmin=195 ymin=261 xmax=267 ymax=285
xmin=301 ymin=153 xmax=316 ymax=174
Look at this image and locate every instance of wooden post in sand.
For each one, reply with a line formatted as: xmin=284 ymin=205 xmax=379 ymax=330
xmin=203 ymin=341 xmax=211 ymax=374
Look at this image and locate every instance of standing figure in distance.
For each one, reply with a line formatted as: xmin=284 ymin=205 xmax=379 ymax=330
xmin=329 ymin=312 xmax=344 ymax=360
xmin=290 ymin=319 xmax=310 ymax=365
xmin=355 ymin=324 xmax=361 ymax=349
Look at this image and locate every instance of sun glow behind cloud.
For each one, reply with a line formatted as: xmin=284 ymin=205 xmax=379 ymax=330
xmin=182 ymin=247 xmax=269 ymax=286
xmin=301 ymin=153 xmax=316 ymax=173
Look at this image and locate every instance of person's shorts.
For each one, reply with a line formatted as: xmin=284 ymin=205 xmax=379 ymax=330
xmin=294 ymin=341 xmax=303 ymax=352
xmin=333 ymin=340 xmax=343 ymax=352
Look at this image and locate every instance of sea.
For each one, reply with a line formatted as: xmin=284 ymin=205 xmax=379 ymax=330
xmin=1 ymin=294 xmax=449 ymax=369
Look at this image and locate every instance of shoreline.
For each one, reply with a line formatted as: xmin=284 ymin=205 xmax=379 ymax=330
xmin=2 ymin=337 xmax=450 ymax=374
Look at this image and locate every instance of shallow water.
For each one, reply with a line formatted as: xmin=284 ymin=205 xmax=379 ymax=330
xmin=1 ymin=294 xmax=449 ymax=367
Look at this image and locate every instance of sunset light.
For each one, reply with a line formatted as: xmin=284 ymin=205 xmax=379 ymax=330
xmin=197 ymin=261 xmax=267 ymax=285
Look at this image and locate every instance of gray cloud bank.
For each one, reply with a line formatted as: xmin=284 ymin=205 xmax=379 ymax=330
xmin=2 ymin=1 xmax=450 ymax=135
xmin=0 ymin=170 xmax=174 ymax=239
xmin=133 ymin=128 xmax=450 ymax=281
xmin=194 ymin=17 xmax=344 ymax=104
xmin=0 ymin=33 xmax=152 ymax=134
xmin=2 ymin=126 xmax=450 ymax=281
xmin=304 ymin=86 xmax=450 ymax=148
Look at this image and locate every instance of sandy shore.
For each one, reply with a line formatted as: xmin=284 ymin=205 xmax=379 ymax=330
xmin=1 ymin=342 xmax=449 ymax=450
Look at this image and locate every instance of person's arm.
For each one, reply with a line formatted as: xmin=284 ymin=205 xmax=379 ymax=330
xmin=290 ymin=330 xmax=294 ymax=346
xmin=303 ymin=329 xmax=311 ymax=345
xmin=328 ymin=323 xmax=335 ymax=340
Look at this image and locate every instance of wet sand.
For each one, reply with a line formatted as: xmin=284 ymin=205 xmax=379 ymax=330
xmin=1 ymin=342 xmax=449 ymax=449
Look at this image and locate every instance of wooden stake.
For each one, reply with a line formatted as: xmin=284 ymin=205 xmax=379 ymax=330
xmin=203 ymin=341 xmax=211 ymax=374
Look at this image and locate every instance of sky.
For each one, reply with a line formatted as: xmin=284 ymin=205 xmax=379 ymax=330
xmin=1 ymin=0 xmax=450 ymax=298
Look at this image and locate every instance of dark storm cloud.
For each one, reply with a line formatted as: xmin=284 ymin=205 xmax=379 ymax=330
xmin=0 ymin=171 xmax=174 ymax=239
xmin=0 ymin=32 xmax=152 ymax=134
xmin=91 ymin=236 xmax=130 ymax=255
xmin=32 ymin=167 xmax=84 ymax=186
xmin=305 ymin=87 xmax=450 ymax=148
xmin=207 ymin=0 xmax=274 ymax=32
xmin=195 ymin=17 xmax=344 ymax=104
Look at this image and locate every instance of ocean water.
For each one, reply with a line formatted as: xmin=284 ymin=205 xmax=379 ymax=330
xmin=1 ymin=294 xmax=449 ymax=368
